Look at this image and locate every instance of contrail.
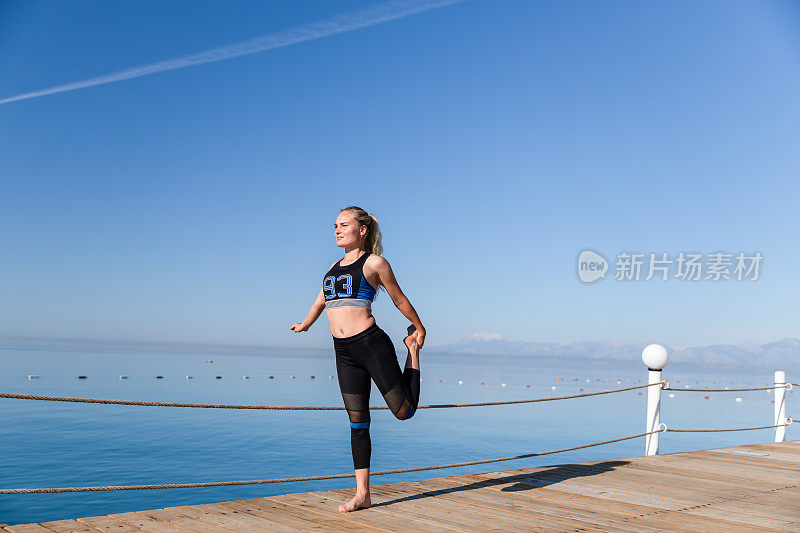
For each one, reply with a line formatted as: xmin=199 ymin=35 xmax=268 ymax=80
xmin=0 ymin=0 xmax=467 ymax=106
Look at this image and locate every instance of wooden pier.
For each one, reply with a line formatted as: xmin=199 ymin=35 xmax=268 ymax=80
xmin=5 ymin=440 xmax=798 ymax=532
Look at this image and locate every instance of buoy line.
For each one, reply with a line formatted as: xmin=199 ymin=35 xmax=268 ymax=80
xmin=664 ymin=384 xmax=790 ymax=392
xmin=0 ymin=429 xmax=665 ymax=494
xmin=0 ymin=381 xmax=665 ymax=410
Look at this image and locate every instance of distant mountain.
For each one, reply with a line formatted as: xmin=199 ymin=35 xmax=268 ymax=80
xmin=430 ymin=333 xmax=800 ymax=368
xmin=2 ymin=332 xmax=797 ymax=368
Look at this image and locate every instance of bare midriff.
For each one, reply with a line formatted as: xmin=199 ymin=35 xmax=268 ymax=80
xmin=327 ymin=306 xmax=376 ymax=338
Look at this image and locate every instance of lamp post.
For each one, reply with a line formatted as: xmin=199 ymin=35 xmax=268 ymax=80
xmin=642 ymin=344 xmax=668 ymax=456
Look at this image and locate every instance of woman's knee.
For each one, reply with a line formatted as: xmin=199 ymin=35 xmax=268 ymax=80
xmin=392 ymin=400 xmax=416 ymax=420
xmin=347 ymin=409 xmax=370 ymax=424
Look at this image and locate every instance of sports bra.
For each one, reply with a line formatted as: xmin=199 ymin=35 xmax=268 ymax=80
xmin=323 ymin=252 xmax=377 ymax=310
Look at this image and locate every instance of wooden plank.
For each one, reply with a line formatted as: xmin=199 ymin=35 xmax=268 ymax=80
xmin=612 ymin=469 xmax=800 ymax=518
xmin=289 ymin=491 xmax=454 ymax=531
xmin=724 ymin=487 xmax=800 ymax=513
xmin=284 ymin=491 xmax=474 ymax=533
xmin=37 ymin=521 xmax=99 ymax=533
xmin=160 ymin=506 xmax=274 ymax=532
xmin=633 ymin=455 xmax=800 ymax=484
xmin=484 ymin=466 xmax=794 ymax=533
xmin=531 ymin=463 xmax=739 ymax=500
xmin=333 ymin=485 xmax=532 ymax=533
xmin=186 ymin=504 xmax=304 ymax=533
xmin=612 ymin=459 xmax=791 ymax=489
xmin=217 ymin=500 xmax=338 ymax=531
xmin=418 ymin=478 xmax=756 ymax=532
xmin=308 ymin=489 xmax=480 ymax=532
xmin=107 ymin=512 xmax=193 ymax=533
xmin=426 ymin=475 xmax=728 ymax=533
xmin=550 ymin=462 xmax=771 ymax=504
xmin=312 ymin=489 xmax=484 ymax=532
xmin=741 ymin=442 xmax=800 ymax=454
xmin=618 ymin=478 xmax=800 ymax=520
xmin=607 ymin=460 xmax=766 ymax=492
xmin=686 ymin=450 xmax=800 ymax=471
xmin=432 ymin=487 xmax=657 ymax=532
xmin=134 ymin=510 xmax=230 ymax=533
xmin=4 ymin=525 xmax=56 ymax=533
xmin=708 ymin=444 xmax=800 ymax=459
xmin=263 ymin=494 xmax=393 ymax=533
xmin=75 ymin=517 xmax=142 ymax=533
xmin=717 ymin=449 xmax=800 ymax=464
xmin=223 ymin=498 xmax=368 ymax=532
xmin=622 ymin=456 xmax=798 ymax=489
xmin=378 ymin=478 xmax=648 ymax=533
xmin=375 ymin=479 xmax=617 ymax=530
xmin=368 ymin=484 xmax=560 ymax=533
xmin=442 ymin=472 xmax=666 ymax=516
xmin=436 ymin=473 xmax=754 ymax=533
xmin=623 ymin=511 xmax=769 ymax=533
xmin=683 ymin=504 xmax=798 ymax=530
xmin=681 ymin=502 xmax=792 ymax=530
xmin=620 ymin=462 xmax=798 ymax=500
xmin=468 ymin=469 xmax=696 ymax=510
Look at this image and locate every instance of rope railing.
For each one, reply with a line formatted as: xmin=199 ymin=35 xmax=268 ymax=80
xmin=0 ymin=381 xmax=666 ymax=410
xmin=0 ymin=429 xmax=665 ymax=494
xmin=2 ymin=367 xmax=792 ymax=497
xmin=665 ymin=420 xmax=792 ymax=433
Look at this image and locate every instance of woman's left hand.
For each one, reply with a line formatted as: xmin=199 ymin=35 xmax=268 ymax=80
xmin=415 ymin=326 xmax=426 ymax=349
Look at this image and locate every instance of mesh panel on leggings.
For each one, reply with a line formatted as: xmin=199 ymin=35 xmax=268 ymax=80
xmin=382 ymin=380 xmax=410 ymax=417
xmin=341 ymin=392 xmax=369 ymax=413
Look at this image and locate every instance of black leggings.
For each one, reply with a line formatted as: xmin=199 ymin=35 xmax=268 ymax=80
xmin=333 ymin=322 xmax=421 ymax=470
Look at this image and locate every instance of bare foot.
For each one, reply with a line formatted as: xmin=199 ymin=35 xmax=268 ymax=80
xmin=338 ymin=492 xmax=371 ymax=512
xmin=403 ymin=325 xmax=420 ymax=371
xmin=403 ymin=325 xmax=418 ymax=351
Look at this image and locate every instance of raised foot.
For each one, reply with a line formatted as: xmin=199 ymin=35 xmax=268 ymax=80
xmin=403 ymin=325 xmax=418 ymax=352
xmin=338 ymin=493 xmax=371 ymax=512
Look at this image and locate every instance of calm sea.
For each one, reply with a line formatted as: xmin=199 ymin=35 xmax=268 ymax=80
xmin=0 ymin=345 xmax=794 ymax=525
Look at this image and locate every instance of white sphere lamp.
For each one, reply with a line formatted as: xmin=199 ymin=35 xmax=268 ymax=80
xmin=642 ymin=344 xmax=668 ymax=370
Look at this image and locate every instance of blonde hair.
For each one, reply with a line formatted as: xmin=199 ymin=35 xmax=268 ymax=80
xmin=339 ymin=206 xmax=383 ymax=257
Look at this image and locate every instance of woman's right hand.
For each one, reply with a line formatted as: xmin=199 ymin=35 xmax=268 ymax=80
xmin=290 ymin=322 xmax=309 ymax=332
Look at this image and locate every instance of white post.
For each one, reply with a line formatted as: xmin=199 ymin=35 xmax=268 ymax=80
xmin=642 ymin=344 xmax=668 ymax=456
xmin=774 ymin=370 xmax=786 ymax=443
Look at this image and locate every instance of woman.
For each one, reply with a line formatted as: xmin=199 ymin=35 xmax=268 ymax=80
xmin=290 ymin=206 xmax=425 ymax=513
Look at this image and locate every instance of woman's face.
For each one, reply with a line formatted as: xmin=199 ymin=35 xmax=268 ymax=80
xmin=334 ymin=211 xmax=364 ymax=248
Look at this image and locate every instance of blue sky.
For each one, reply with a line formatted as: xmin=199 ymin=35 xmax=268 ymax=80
xmin=2 ymin=0 xmax=799 ymax=350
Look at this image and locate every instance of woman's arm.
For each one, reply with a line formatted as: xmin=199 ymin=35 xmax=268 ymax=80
xmin=290 ymin=288 xmax=326 ymax=332
xmin=373 ymin=257 xmax=426 ymax=347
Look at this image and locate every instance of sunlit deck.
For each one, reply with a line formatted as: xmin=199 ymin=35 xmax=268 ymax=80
xmin=5 ymin=440 xmax=799 ymax=532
